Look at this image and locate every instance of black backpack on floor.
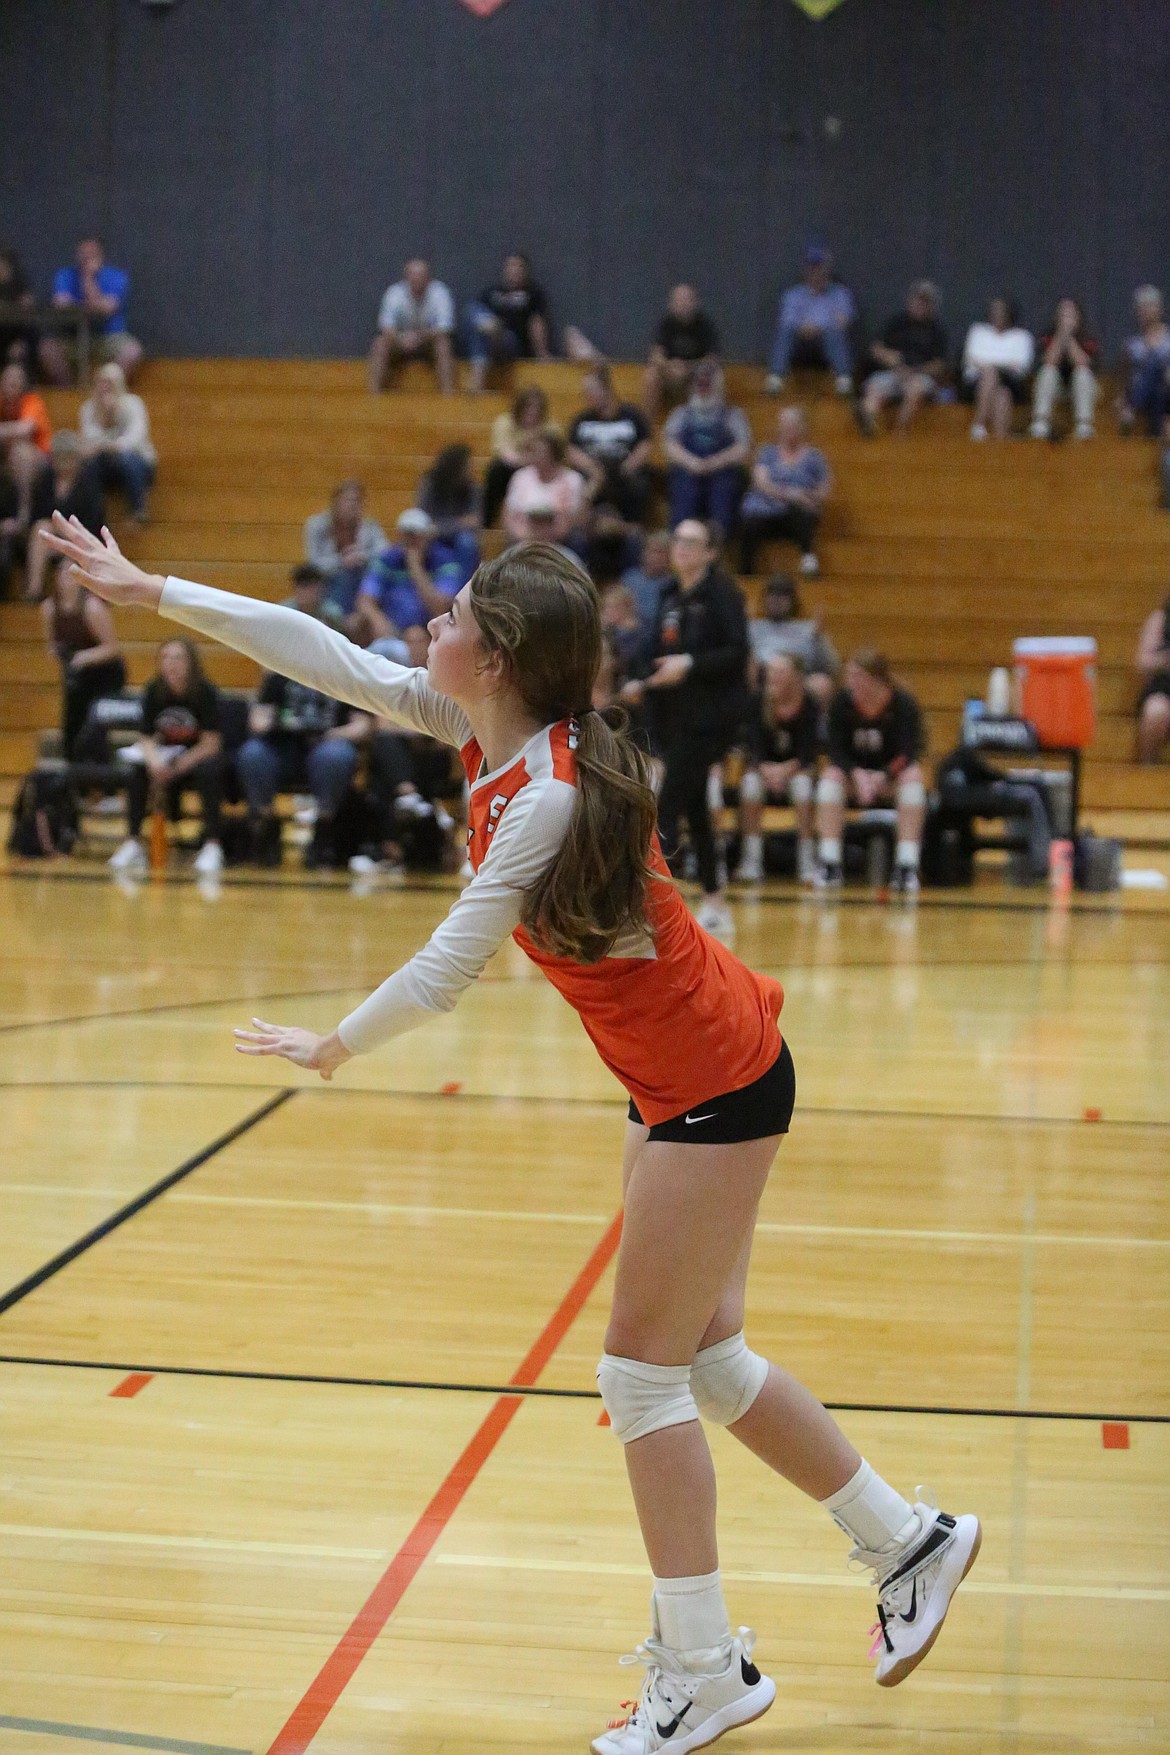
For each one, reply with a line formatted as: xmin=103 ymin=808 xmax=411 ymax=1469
xmin=7 ymin=767 xmax=80 ymax=857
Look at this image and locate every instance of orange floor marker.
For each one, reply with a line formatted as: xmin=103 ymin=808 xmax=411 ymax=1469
xmin=110 ymin=1372 xmax=154 ymax=1399
xmin=1102 ymin=1422 xmax=1129 ymax=1449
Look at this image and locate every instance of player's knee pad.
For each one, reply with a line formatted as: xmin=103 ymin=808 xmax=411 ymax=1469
xmin=740 ymin=769 xmax=765 ymax=806
xmin=597 ymin=1353 xmax=700 ymax=1444
xmin=896 ymin=777 xmax=926 ymax=808
xmin=690 ymin=1331 xmax=769 ymax=1425
xmin=816 ymin=773 xmax=845 ymax=808
xmin=789 ymin=771 xmax=813 ymax=806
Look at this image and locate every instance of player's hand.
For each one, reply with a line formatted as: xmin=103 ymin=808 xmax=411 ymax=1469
xmin=233 ymin=1019 xmax=354 ymax=1080
xmin=40 ymin=513 xmax=164 ymax=608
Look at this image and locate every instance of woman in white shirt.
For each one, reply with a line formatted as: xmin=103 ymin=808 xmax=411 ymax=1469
xmin=961 ymin=296 xmax=1035 ymax=440
xmin=79 ymin=362 xmax=156 ymax=520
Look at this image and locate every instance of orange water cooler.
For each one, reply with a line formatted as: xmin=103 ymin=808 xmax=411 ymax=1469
xmin=1011 ymin=636 xmax=1097 ymax=749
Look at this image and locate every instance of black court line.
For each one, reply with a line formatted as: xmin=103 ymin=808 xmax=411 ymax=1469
xmin=1 ymin=1352 xmax=1166 ymax=1426
xmin=0 ymin=984 xmax=360 ymax=1038
xmin=0 ymin=1090 xmax=294 ymax=1318
xmin=0 ymin=1715 xmax=249 ymax=1755
xmin=0 ymin=1076 xmax=1167 ymax=1131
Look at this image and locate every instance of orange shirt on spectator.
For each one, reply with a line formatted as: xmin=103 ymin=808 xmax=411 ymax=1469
xmin=2 ymin=391 xmax=51 ymax=453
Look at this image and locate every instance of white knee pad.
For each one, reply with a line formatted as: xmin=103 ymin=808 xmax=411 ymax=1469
xmin=789 ymin=770 xmax=813 ymax=805
xmin=740 ymin=768 xmax=765 ymax=805
xmin=597 ymin=1353 xmax=700 ymax=1444
xmin=816 ymin=773 xmax=845 ymax=808
xmin=689 ymin=1331 xmax=769 ymax=1426
xmin=896 ymin=777 xmax=926 ymax=808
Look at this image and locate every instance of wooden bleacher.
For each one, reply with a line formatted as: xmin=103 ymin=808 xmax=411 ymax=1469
xmin=1 ymin=358 xmax=1167 ymax=843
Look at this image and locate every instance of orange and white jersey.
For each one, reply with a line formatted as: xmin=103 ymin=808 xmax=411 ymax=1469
xmin=160 ymin=578 xmax=783 ymax=1123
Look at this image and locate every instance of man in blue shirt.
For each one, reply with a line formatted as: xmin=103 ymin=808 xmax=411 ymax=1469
xmin=766 ymin=245 xmax=856 ymax=397
xmin=42 ymin=237 xmax=143 ymax=385
xmin=354 ymin=509 xmax=471 ymax=653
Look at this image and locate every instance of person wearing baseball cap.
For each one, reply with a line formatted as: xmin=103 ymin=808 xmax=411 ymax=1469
xmin=766 ymin=244 xmax=857 ymax=397
xmin=353 ymin=506 xmax=471 ymax=652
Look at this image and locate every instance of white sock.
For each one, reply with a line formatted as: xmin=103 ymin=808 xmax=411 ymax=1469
xmin=797 ymin=836 xmax=815 ymax=860
xmin=821 ymin=1460 xmax=919 ymax=1554
xmin=652 ymin=1570 xmax=731 ymax=1659
xmin=742 ymin=832 xmax=764 ymax=863
xmin=896 ymin=839 xmax=920 ymax=871
xmin=819 ymin=836 xmax=842 ymax=865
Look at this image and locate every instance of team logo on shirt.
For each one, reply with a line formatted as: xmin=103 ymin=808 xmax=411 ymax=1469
xmin=487 ymin=793 xmax=509 ymax=834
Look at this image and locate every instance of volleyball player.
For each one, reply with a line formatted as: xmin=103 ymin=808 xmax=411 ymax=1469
xmin=816 ymin=651 xmax=928 ymax=895
xmin=45 ymin=512 xmax=981 ymax=1755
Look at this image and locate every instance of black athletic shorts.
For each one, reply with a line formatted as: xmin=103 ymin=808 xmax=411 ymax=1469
xmin=627 ymin=1038 xmax=795 ymax=1145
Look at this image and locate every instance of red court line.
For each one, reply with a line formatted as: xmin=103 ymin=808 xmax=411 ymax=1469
xmin=109 ymin=1372 xmax=154 ymax=1398
xmin=265 ymin=1208 xmax=623 ymax=1755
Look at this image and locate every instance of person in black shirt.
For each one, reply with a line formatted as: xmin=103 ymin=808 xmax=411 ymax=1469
xmin=735 ymin=655 xmax=821 ymax=884
xmin=236 ymin=664 xmax=371 ymax=868
xmin=464 ymin=252 xmax=551 ymax=393
xmin=858 ymin=282 xmax=948 ymax=436
xmin=0 ymin=245 xmax=37 ymax=369
xmin=644 ymin=283 xmax=721 ymax=421
xmin=108 ymin=638 xmax=225 ymax=876
xmin=567 ymin=363 xmax=653 ymax=525
xmin=817 ymin=650 xmax=927 ymax=894
xmin=623 ymin=519 xmax=748 ymax=936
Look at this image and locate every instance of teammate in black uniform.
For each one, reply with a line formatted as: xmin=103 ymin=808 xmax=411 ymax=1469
xmin=816 ymin=649 xmax=926 ymax=893
xmin=735 ymin=654 xmax=822 ymax=883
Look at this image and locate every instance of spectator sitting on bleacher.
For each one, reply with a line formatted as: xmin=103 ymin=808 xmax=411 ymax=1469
xmin=483 ymin=386 xmax=561 ymax=527
xmin=417 ymin=443 xmax=482 ymax=577
xmin=738 ymin=406 xmax=830 ymax=577
xmin=1119 ymin=286 xmax=1170 ymax=436
xmin=26 ymin=431 xmax=107 ymax=603
xmin=502 ymin=431 xmax=586 ymax=545
xmin=0 ymin=245 xmax=37 ymax=368
xmin=42 ymin=236 xmax=143 ymax=386
xmin=303 ymin=480 xmax=387 ymax=627
xmin=620 ymin=527 xmax=673 ymax=646
xmin=42 ymin=555 xmax=126 ymax=757
xmin=643 ymin=284 xmax=721 ymax=421
xmin=236 ymin=662 xmax=371 ymax=871
xmin=354 ymin=508 xmax=468 ymax=652
xmin=962 ymin=296 xmax=1034 ymax=440
xmin=0 ymin=360 xmax=51 ymax=539
xmin=662 ymin=361 xmax=752 ymax=533
xmin=79 ymin=362 xmax=156 ymax=521
xmin=464 ymin=252 xmax=551 ymax=394
xmin=815 ymin=650 xmax=926 ymax=895
xmin=747 ymin=574 xmax=839 ymax=709
xmin=368 ymin=258 xmax=455 ymax=395
xmin=280 ymin=561 xmax=348 ymax=634
xmin=857 ymin=281 xmax=948 ymax=436
xmin=1029 ymin=299 xmax=1099 ymax=441
xmin=735 ymin=654 xmax=821 ymax=885
xmin=1136 ymin=590 xmax=1170 ymax=763
xmin=766 ymin=245 xmax=856 ymax=397
xmin=567 ymin=364 xmax=653 ymax=525
xmin=108 ymin=638 xmax=224 ymax=877
xmin=355 ymin=629 xmax=460 ymax=875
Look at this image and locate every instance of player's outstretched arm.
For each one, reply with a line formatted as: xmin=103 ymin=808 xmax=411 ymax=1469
xmin=40 ymin=514 xmax=471 ymax=746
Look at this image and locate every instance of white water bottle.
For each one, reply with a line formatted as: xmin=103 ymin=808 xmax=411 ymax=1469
xmin=986 ymin=666 xmax=1011 ymax=717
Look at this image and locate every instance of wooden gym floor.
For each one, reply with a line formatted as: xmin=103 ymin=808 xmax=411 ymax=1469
xmin=0 ymin=867 xmax=1167 ymax=1754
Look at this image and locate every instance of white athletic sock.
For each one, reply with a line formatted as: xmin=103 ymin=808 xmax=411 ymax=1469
xmin=896 ymin=839 xmax=920 ymax=871
xmin=819 ymin=836 xmax=842 ymax=865
xmin=742 ymin=832 xmax=764 ymax=862
xmin=652 ymin=1569 xmax=732 ymax=1662
xmin=821 ymin=1459 xmax=919 ymax=1554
